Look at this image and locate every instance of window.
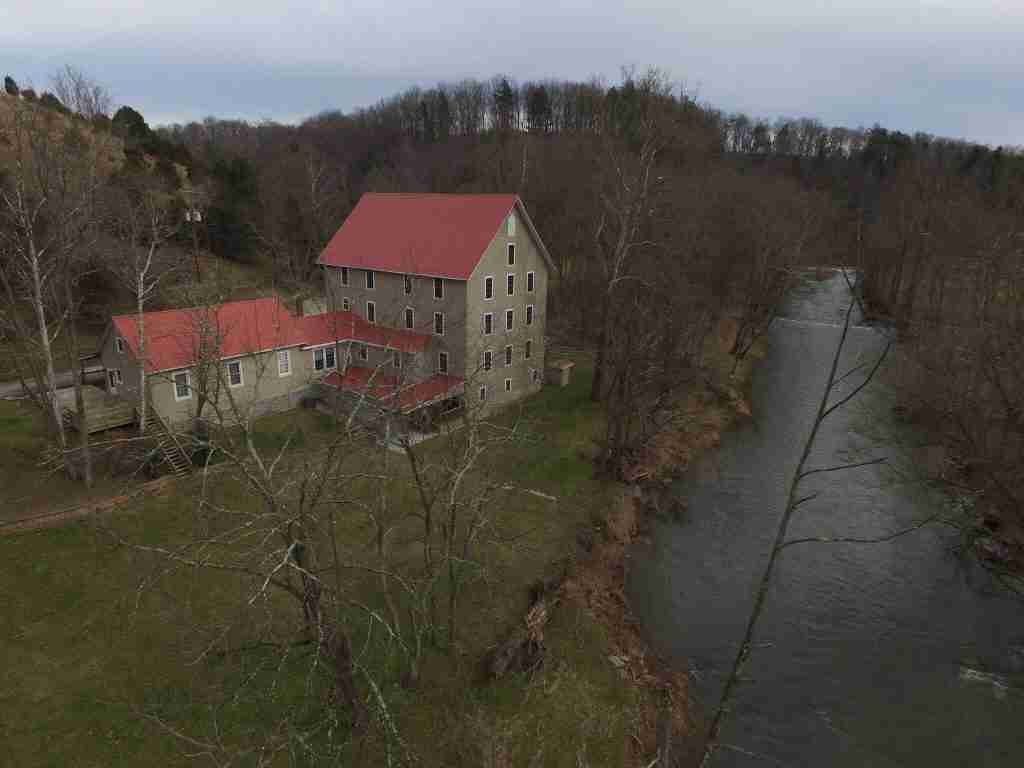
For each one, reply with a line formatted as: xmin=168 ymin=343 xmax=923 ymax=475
xmin=505 ymin=309 xmax=514 ymax=332
xmin=479 ymin=385 xmax=487 ymax=402
xmin=365 ymin=270 xmax=375 ymax=289
xmin=340 ymin=266 xmax=349 ymax=286
xmin=393 ymin=350 xmax=402 ymax=369
xmin=226 ymin=360 xmax=243 ymax=387
xmin=507 ymin=273 xmax=515 ymax=296
xmin=434 ymin=311 xmax=444 ymax=336
xmin=438 ymin=351 xmax=448 ymax=374
xmin=483 ymin=312 xmax=493 ymax=335
xmin=433 ymin=277 xmax=444 ymax=300
xmin=531 ymin=368 xmax=539 ymax=383
xmin=173 ymin=371 xmax=191 ymax=401
xmin=525 ymin=339 xmax=532 ymax=359
xmin=359 ymin=345 xmax=368 ymax=361
xmin=115 ymin=337 xmax=126 ymax=354
xmin=107 ymin=368 xmax=122 ymax=388
xmin=504 ymin=378 xmax=512 ymax=393
xmin=405 ymin=307 xmax=414 ymax=330
xmin=404 ymin=275 xmax=412 ymax=295
xmin=484 ymin=276 xmax=494 ymax=300
xmin=278 ymin=349 xmax=291 ymax=377
xmin=526 ymin=304 xmax=534 ymax=326
xmin=483 ymin=350 xmax=493 ymax=371
xmin=504 ymin=344 xmax=513 ymax=367
xmin=507 ymin=243 xmax=515 ymax=266
xmin=366 ymin=300 xmax=376 ymax=324
xmin=507 ymin=212 xmax=516 ymax=237
xmin=314 ymin=347 xmax=337 ymax=371
xmin=342 ymin=297 xmax=351 ymax=311
xmin=527 ymin=271 xmax=535 ymax=293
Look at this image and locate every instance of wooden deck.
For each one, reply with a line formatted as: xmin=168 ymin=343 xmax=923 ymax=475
xmin=58 ymin=386 xmax=136 ymax=434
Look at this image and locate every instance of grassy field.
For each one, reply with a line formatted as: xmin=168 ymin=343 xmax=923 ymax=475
xmin=0 ymin=355 xmax=653 ymax=767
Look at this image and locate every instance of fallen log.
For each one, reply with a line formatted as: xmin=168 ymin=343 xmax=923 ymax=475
xmin=483 ymin=569 xmax=568 ymax=680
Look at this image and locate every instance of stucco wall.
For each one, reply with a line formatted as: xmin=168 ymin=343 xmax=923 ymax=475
xmin=323 ymin=266 xmax=469 ymax=378
xmin=464 ymin=209 xmax=548 ymax=411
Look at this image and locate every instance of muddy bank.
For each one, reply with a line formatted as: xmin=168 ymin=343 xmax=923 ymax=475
xmin=560 ymin=325 xmax=759 ymax=765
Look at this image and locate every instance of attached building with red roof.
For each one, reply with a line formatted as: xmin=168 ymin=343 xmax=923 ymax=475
xmin=96 ymin=193 xmax=551 ymax=430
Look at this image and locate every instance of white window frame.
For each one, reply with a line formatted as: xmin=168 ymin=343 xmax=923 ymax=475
xmin=108 ymin=368 xmax=123 ymax=388
xmin=505 ymin=309 xmax=514 ymax=332
xmin=366 ymin=300 xmax=376 ymax=324
xmin=226 ymin=359 xmax=244 ymax=388
xmin=507 ymin=212 xmax=516 ymax=237
xmin=405 ymin=306 xmax=415 ymax=330
xmin=483 ymin=312 xmax=493 ymax=335
xmin=277 ymin=349 xmax=292 ymax=377
xmin=438 ymin=351 xmax=449 ymax=374
xmin=341 ymin=297 xmax=351 ymax=311
xmin=506 ymin=272 xmax=515 ymax=297
xmin=433 ymin=277 xmax=444 ymax=300
xmin=479 ymin=385 xmax=487 ymax=402
xmin=365 ymin=269 xmax=375 ymax=290
xmin=504 ymin=344 xmax=513 ymax=367
xmin=527 ymin=270 xmax=535 ymax=293
xmin=526 ymin=304 xmax=535 ymax=326
xmin=340 ymin=266 xmax=349 ymax=286
xmin=483 ymin=350 xmax=493 ymax=372
xmin=173 ymin=371 xmax=192 ymax=401
xmin=507 ymin=243 xmax=515 ymax=266
xmin=484 ymin=275 xmax=494 ymax=301
xmin=403 ymin=275 xmax=412 ymax=295
xmin=359 ymin=345 xmax=368 ymax=361
xmin=115 ymin=337 xmax=126 ymax=354
xmin=434 ymin=311 xmax=444 ymax=336
xmin=530 ymin=367 xmax=539 ymax=384
xmin=392 ymin=350 xmax=402 ymax=369
xmin=525 ymin=339 xmax=532 ymax=359
xmin=504 ymin=377 xmax=512 ymax=393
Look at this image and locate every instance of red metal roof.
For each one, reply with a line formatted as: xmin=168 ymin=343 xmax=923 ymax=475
xmin=111 ymin=298 xmax=430 ymax=373
xmin=317 ymin=193 xmax=519 ymax=279
xmin=323 ymin=369 xmax=464 ymax=413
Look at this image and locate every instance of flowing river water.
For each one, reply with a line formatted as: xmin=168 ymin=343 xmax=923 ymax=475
xmin=626 ymin=272 xmax=1024 ymax=767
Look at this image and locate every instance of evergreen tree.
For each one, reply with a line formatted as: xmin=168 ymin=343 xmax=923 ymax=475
xmin=4 ymin=75 xmax=18 ymax=96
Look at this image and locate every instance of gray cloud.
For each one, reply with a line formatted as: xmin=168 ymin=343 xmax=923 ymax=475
xmin=1 ymin=1 xmax=1022 ymax=145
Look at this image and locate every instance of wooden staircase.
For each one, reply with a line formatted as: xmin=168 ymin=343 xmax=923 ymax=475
xmin=142 ymin=410 xmax=192 ymax=478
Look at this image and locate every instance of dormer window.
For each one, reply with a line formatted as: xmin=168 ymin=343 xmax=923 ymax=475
xmin=115 ymin=337 xmax=126 ymax=354
xmin=507 ymin=212 xmax=516 ymax=237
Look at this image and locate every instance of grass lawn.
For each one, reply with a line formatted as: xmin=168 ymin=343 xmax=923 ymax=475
xmin=1 ymin=353 xmax=651 ymax=767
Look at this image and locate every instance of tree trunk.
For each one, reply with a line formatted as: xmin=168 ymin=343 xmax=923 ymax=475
xmin=30 ymin=247 xmax=65 ymax=448
xmin=323 ymin=625 xmax=367 ymax=730
xmin=590 ymin=293 xmax=612 ymax=402
xmin=64 ymin=273 xmax=93 ymax=487
xmin=136 ymin=288 xmax=148 ymax=436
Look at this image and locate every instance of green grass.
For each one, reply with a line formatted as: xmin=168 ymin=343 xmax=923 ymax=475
xmin=0 ymin=354 xmax=648 ymax=767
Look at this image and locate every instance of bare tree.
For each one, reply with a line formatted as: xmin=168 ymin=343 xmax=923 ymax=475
xmin=109 ymin=177 xmax=179 ymax=434
xmin=51 ymin=65 xmax=111 ymax=120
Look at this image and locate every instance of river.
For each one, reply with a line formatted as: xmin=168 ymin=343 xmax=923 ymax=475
xmin=626 ymin=271 xmax=1024 ymax=767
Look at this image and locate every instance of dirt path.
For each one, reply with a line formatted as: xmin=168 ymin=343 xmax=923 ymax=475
xmin=0 ymin=475 xmax=178 ymax=535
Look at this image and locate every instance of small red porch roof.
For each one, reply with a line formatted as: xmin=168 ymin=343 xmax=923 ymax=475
xmin=322 ymin=368 xmax=464 ymax=413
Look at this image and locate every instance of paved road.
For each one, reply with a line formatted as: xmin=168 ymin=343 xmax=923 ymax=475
xmin=0 ymin=366 xmax=106 ymax=400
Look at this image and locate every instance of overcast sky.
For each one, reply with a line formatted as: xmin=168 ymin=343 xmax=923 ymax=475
xmin=1 ymin=1 xmax=1022 ymax=146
